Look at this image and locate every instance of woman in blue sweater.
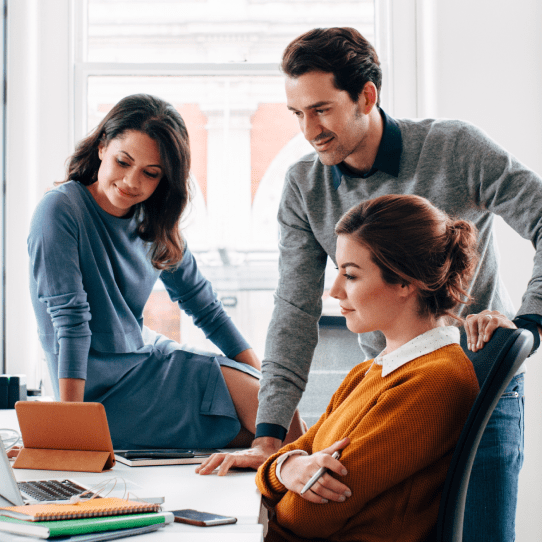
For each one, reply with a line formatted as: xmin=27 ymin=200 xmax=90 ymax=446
xmin=28 ymin=93 xmax=305 ymax=449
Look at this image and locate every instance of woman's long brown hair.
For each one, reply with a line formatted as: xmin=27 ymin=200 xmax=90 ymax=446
xmin=64 ymin=93 xmax=192 ymax=269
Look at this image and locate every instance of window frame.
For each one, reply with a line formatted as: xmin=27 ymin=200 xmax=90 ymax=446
xmin=1 ymin=0 xmax=6 ymax=373
xmin=4 ymin=0 xmax=421 ymax=381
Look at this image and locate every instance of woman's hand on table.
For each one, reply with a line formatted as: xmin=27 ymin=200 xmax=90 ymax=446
xmin=280 ymin=438 xmax=351 ymax=504
xmin=464 ymin=310 xmax=517 ymax=352
xmin=196 ymin=436 xmax=282 ymax=476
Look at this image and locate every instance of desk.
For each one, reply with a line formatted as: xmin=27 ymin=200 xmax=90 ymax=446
xmin=0 ymin=410 xmax=265 ymax=541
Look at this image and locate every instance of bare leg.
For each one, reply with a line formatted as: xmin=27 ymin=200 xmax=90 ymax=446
xmin=220 ymin=366 xmax=306 ymax=448
xmin=220 ymin=366 xmax=259 ymax=435
xmin=224 ymin=427 xmax=254 ymax=448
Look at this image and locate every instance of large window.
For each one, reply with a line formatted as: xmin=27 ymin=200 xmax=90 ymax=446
xmin=7 ymin=0 xmax=414 ymax=391
xmin=79 ymin=0 xmax=377 ymax=356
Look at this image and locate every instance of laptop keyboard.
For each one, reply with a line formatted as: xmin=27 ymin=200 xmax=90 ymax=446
xmin=18 ymin=480 xmax=90 ymax=502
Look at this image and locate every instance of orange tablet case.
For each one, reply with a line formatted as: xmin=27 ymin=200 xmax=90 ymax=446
xmin=13 ymin=402 xmax=116 ymax=472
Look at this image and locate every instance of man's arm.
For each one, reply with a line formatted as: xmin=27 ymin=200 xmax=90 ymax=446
xmin=196 ymin=168 xmax=329 ymax=475
xmin=256 ymin=172 xmax=329 ymax=435
xmin=455 ymin=123 xmax=542 ymax=348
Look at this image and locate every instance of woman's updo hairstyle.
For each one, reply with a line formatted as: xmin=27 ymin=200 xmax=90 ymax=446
xmin=64 ymin=93 xmax=191 ymax=270
xmin=335 ymin=194 xmax=479 ymax=321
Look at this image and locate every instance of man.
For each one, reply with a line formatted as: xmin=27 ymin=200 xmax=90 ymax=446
xmin=198 ymin=27 xmax=542 ymax=541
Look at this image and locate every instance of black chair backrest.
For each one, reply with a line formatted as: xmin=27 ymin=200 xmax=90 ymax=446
xmin=434 ymin=327 xmax=533 ymax=542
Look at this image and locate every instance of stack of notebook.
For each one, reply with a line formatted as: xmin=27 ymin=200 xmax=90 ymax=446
xmin=0 ymin=497 xmax=174 ymax=540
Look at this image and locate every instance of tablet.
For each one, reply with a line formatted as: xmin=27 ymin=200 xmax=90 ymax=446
xmin=13 ymin=402 xmax=115 ymax=472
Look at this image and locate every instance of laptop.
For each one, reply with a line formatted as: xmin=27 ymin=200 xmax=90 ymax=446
xmin=1 ymin=402 xmax=164 ymax=508
xmin=0 ymin=437 xmax=93 ymax=507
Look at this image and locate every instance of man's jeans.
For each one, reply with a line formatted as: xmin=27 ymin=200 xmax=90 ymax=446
xmin=463 ymin=374 xmax=525 ymax=542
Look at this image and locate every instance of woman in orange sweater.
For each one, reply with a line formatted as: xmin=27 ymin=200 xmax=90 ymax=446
xmin=255 ymin=194 xmax=510 ymax=542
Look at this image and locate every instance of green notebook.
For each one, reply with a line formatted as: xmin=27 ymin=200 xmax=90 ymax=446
xmin=0 ymin=511 xmax=174 ymax=539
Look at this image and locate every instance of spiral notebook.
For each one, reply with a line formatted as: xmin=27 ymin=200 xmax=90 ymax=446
xmin=0 ymin=497 xmax=160 ymax=521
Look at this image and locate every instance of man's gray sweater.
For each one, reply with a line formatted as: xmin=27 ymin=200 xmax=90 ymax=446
xmin=257 ymin=115 xmax=542 ymax=431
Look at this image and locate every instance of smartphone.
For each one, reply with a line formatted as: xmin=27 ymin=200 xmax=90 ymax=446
xmin=171 ymin=509 xmax=237 ymax=527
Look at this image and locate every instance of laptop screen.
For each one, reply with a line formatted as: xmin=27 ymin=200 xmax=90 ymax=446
xmin=0 ymin=437 xmax=24 ymax=506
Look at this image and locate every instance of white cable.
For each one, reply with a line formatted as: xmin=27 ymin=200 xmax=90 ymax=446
xmin=0 ymin=428 xmax=22 ymax=451
xmin=70 ymin=477 xmax=129 ymax=504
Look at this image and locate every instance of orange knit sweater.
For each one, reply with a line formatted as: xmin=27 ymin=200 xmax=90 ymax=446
xmin=256 ymin=344 xmax=479 ymax=542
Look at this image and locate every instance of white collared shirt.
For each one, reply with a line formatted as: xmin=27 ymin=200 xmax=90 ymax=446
xmin=374 ymin=326 xmax=460 ymax=377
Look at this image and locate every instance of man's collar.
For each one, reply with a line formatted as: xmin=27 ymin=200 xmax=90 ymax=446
xmin=331 ymin=107 xmax=403 ymax=189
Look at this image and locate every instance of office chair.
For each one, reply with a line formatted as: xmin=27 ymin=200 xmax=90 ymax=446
xmin=432 ymin=327 xmax=533 ymax=542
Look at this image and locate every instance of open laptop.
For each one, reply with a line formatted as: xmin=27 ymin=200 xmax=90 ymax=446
xmin=0 ymin=437 xmax=93 ymax=507
xmin=1 ymin=401 xmax=164 ymax=508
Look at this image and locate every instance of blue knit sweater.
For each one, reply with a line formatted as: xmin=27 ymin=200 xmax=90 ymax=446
xmin=28 ymin=181 xmax=249 ymax=381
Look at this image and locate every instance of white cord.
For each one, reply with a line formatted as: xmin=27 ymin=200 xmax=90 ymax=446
xmin=80 ymin=477 xmax=154 ymax=505
xmin=0 ymin=428 xmax=22 ymax=451
xmin=69 ymin=477 xmax=128 ymax=504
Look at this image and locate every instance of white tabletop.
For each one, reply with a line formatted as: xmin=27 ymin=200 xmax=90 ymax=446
xmin=0 ymin=409 xmax=266 ymax=542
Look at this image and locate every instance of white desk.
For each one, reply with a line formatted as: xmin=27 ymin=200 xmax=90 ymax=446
xmin=1 ymin=410 xmax=265 ymax=541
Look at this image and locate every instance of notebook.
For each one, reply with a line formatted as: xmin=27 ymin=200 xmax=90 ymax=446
xmin=13 ymin=402 xmax=115 ymax=473
xmin=0 ymin=497 xmax=161 ymax=521
xmin=0 ymin=523 xmax=166 ymax=542
xmin=0 ymin=511 xmax=173 ymax=538
xmin=0 ymin=437 xmax=94 ymax=507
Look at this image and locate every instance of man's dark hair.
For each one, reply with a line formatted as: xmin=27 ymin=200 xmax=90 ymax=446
xmin=281 ymin=27 xmax=382 ymax=105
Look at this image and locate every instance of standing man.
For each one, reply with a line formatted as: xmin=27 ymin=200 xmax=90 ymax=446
xmin=198 ymin=27 xmax=542 ymax=541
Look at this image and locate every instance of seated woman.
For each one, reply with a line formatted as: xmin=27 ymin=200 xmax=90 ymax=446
xmin=27 ymin=93 xmax=304 ymax=450
xmin=255 ymin=194 xmax=484 ymax=542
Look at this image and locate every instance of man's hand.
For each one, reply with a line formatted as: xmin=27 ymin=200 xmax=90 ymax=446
xmin=279 ymin=438 xmax=351 ymax=504
xmin=195 ymin=436 xmax=282 ymax=476
xmin=465 ymin=310 xmax=517 ymax=352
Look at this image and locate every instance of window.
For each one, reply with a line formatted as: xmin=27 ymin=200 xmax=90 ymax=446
xmin=80 ymin=0 xmax=377 ymax=356
xmin=7 ymin=0 xmax=417 ymax=391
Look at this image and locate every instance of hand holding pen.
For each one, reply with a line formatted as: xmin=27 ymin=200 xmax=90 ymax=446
xmin=300 ymin=450 xmax=342 ymax=495
xmin=279 ymin=437 xmax=351 ymax=504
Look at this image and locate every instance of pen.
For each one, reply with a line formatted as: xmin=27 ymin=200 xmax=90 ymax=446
xmin=300 ymin=451 xmax=341 ymax=495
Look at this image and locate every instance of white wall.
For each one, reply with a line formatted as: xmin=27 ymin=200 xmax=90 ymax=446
xmin=5 ymin=0 xmax=72 ymax=386
xmin=428 ymin=1 xmax=542 ymax=540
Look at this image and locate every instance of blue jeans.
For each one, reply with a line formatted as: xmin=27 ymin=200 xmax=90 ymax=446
xmin=463 ymin=374 xmax=525 ymax=542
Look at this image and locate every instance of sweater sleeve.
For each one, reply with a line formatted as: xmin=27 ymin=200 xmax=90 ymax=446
xmin=454 ymin=123 xmax=542 ymax=319
xmin=28 ymin=192 xmax=92 ymax=380
xmin=256 ymin=171 xmax=329 ymax=431
xmin=256 ymin=362 xmax=370 ymax=503
xmin=256 ymin=353 xmax=478 ymax=540
xmin=159 ymin=246 xmax=250 ymax=359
